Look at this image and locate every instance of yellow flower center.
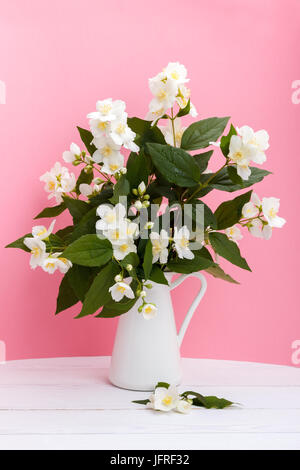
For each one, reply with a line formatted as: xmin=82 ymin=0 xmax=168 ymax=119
xmin=144 ymin=306 xmax=153 ymax=315
xmin=234 ymin=151 xmax=244 ymax=162
xmin=98 ymin=121 xmax=108 ymax=131
xmin=180 ymin=238 xmax=189 ymax=248
xmin=269 ymin=208 xmax=277 ymax=218
xmin=162 ymin=395 xmax=172 ymax=406
xmin=116 ymin=123 xmax=126 ymax=134
xmin=120 ymin=243 xmax=129 ymax=252
xmin=46 ymin=262 xmax=55 ymax=269
xmin=109 ymin=163 xmax=119 ymax=171
xmin=171 ymin=71 xmax=179 ymax=80
xmin=31 ymin=247 xmax=40 ymax=257
xmin=99 ymin=103 xmax=112 ymax=115
xmin=37 ymin=228 xmax=47 ymax=237
xmin=102 ymin=146 xmax=113 ymax=157
xmin=105 ymin=213 xmax=116 ymax=224
xmin=58 ymin=257 xmax=68 ymax=264
xmin=48 ymin=181 xmax=55 ymax=190
xmin=117 ymin=285 xmax=126 ymax=293
xmin=157 ymin=89 xmax=167 ymax=101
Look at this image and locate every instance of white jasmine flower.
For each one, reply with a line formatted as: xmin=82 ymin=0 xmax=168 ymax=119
xmin=134 ymin=200 xmax=143 ymax=210
xmin=96 ymin=203 xmax=127 ymax=230
xmin=262 ymin=197 xmax=286 ymax=228
xmin=109 ymin=114 xmax=139 ymax=152
xmin=32 ymin=220 xmax=56 ymax=240
xmin=160 ymin=118 xmax=186 ymax=147
xmin=175 ymin=84 xmax=198 ymax=117
xmin=79 ymin=181 xmax=102 ymax=197
xmin=23 ymin=238 xmax=47 ymax=269
xmin=40 ymin=162 xmax=76 ymax=203
xmin=173 ymin=226 xmax=194 ymax=260
xmin=112 ymin=239 xmax=137 ymax=260
xmin=87 ymin=98 xmax=126 ymax=123
xmin=41 ymin=253 xmax=72 ymax=274
xmin=148 ymin=385 xmax=179 ymax=411
xmin=248 ymin=219 xmax=272 ymax=240
xmin=228 ymin=135 xmax=257 ymax=181
xmin=251 ymin=192 xmax=262 ymax=208
xmin=150 ymin=230 xmax=169 ymax=264
xmin=62 ymin=143 xmax=81 ymax=163
xmin=41 ymin=257 xmax=58 ymax=274
xmin=138 ymin=182 xmax=146 ymax=195
xmin=142 ymin=303 xmax=158 ymax=320
xmin=92 ymin=135 xmax=122 ymax=163
xmin=225 ymin=225 xmax=243 ymax=242
xmin=242 ymin=201 xmax=259 ymax=219
xmin=103 ymin=220 xmax=139 ymax=244
xmin=101 ymin=153 xmax=124 ymax=175
xmin=89 ymin=118 xmax=111 ymax=137
xmin=55 ymin=256 xmax=72 ymax=273
xmin=140 ymin=290 xmax=146 ymax=298
xmin=237 ymin=125 xmax=269 ymax=164
xmin=164 ymin=62 xmax=189 ymax=85
xmin=176 ymin=399 xmax=192 ymax=414
xmin=109 ymin=281 xmax=135 ymax=302
xmin=149 ymin=77 xmax=178 ymax=115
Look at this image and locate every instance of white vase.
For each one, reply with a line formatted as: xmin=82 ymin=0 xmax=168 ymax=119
xmin=109 ymin=272 xmax=207 ymax=391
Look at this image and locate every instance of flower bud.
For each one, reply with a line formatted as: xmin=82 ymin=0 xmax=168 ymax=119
xmin=114 ymin=274 xmax=123 ymax=282
xmin=145 ymin=283 xmax=153 ymax=289
xmin=143 ymin=194 xmax=150 ymax=200
xmin=142 ymin=201 xmax=150 ymax=208
xmin=138 ymin=182 xmax=146 ymax=195
xmin=134 ymin=200 xmax=143 ymax=210
xmin=120 ymin=167 xmax=127 ymax=175
xmin=144 ymin=221 xmax=154 ymax=230
xmin=126 ymin=264 xmax=133 ymax=272
xmin=140 ymin=290 xmax=146 ymax=298
xmin=72 ymin=160 xmax=81 ymax=166
xmin=132 ymin=188 xmax=138 ymax=196
xmin=84 ymin=165 xmax=93 ymax=174
xmin=138 ymin=305 xmax=143 ymax=313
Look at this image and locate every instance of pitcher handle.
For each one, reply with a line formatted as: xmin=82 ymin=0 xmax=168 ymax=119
xmin=170 ymin=272 xmax=207 ymax=347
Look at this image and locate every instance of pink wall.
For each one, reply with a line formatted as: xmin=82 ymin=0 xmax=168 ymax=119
xmin=0 ymin=0 xmax=299 ymax=365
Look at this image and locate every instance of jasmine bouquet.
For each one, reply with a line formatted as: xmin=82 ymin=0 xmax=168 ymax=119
xmin=7 ymin=62 xmax=286 ymax=319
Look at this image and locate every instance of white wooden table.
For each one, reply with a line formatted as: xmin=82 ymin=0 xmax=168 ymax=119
xmin=0 ymin=356 xmax=299 ymax=450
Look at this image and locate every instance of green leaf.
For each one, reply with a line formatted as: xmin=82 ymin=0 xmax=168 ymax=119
xmin=67 ymin=265 xmax=98 ymax=302
xmin=193 ymin=396 xmax=234 ymax=409
xmin=143 ymin=240 xmax=153 ymax=280
xmin=127 ymin=117 xmax=165 ymax=147
xmin=55 ymin=226 xmax=73 ymax=243
xmin=176 ymin=99 xmax=190 ymax=118
xmin=193 ymin=150 xmax=214 ymax=173
xmin=126 ymin=151 xmax=149 ymax=188
xmin=210 ymin=167 xmax=271 ymax=192
xmin=89 ymin=186 xmax=114 ymax=207
xmin=63 ymin=234 xmax=113 ymax=267
xmin=146 ymin=143 xmax=201 ymax=188
xmin=77 ymin=263 xmax=120 ymax=317
xmin=181 ymin=117 xmax=230 ymax=151
xmin=209 ymin=232 xmax=251 ymax=271
xmin=167 ymin=249 xmax=214 ymax=274
xmin=227 ymin=165 xmax=243 ymax=185
xmin=132 ymin=399 xmax=150 ymax=405
xmin=77 ymin=126 xmax=97 ymax=156
xmin=97 ymin=293 xmax=137 ymax=318
xmin=110 ymin=176 xmax=130 ymax=204
xmin=5 ymin=233 xmax=32 ymax=252
xmin=63 ymin=197 xmax=91 ymax=224
xmin=155 ymin=381 xmax=170 ymax=389
xmin=220 ymin=124 xmax=237 ymax=157
xmin=34 ymin=202 xmax=66 ymax=219
xmin=75 ymin=169 xmax=93 ymax=195
xmin=55 ymin=274 xmax=79 ymax=315
xmin=214 ymin=190 xmax=252 ymax=230
xmin=205 ymin=265 xmax=240 ymax=284
xmin=149 ymin=265 xmax=169 ymax=285
xmin=46 ymin=233 xmax=66 ymax=251
xmin=70 ymin=207 xmax=97 ymax=242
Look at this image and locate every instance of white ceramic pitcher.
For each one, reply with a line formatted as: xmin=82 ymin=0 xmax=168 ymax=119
xmin=109 ymin=272 xmax=207 ymax=391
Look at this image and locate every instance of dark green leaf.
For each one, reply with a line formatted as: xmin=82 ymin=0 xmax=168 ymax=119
xmin=143 ymin=240 xmax=153 ymax=280
xmin=132 ymin=399 xmax=150 ymax=405
xmin=55 ymin=274 xmax=79 ymax=315
xmin=155 ymin=381 xmax=170 ymax=389
xmin=75 ymin=169 xmax=93 ymax=195
xmin=67 ymin=265 xmax=98 ymax=302
xmin=193 ymin=150 xmax=214 ymax=173
xmin=176 ymin=99 xmax=190 ymax=118
xmin=110 ymin=176 xmax=130 ymax=204
xmin=77 ymin=126 xmax=97 ymax=156
xmin=214 ymin=190 xmax=252 ymax=230
xmin=193 ymin=396 xmax=234 ymax=409
xmin=227 ymin=165 xmax=243 ymax=185
xmin=149 ymin=265 xmax=169 ymax=285
xmin=89 ymin=186 xmax=114 ymax=206
xmin=146 ymin=143 xmax=201 ymax=187
xmin=63 ymin=234 xmax=113 ymax=267
xmin=97 ymin=291 xmax=137 ymax=318
xmin=205 ymin=264 xmax=240 ymax=284
xmin=5 ymin=233 xmax=32 ymax=252
xmin=220 ymin=124 xmax=237 ymax=157
xmin=127 ymin=117 xmax=165 ymax=147
xmin=46 ymin=233 xmax=66 ymax=251
xmin=55 ymin=226 xmax=73 ymax=243
xmin=63 ymin=197 xmax=91 ymax=224
xmin=126 ymin=151 xmax=149 ymax=189
xmin=70 ymin=207 xmax=97 ymax=242
xmin=181 ymin=117 xmax=230 ymax=151
xmin=209 ymin=232 xmax=251 ymax=271
xmin=77 ymin=263 xmax=120 ymax=317
xmin=210 ymin=167 xmax=271 ymax=192
xmin=34 ymin=202 xmax=66 ymax=219
xmin=167 ymin=249 xmax=214 ymax=274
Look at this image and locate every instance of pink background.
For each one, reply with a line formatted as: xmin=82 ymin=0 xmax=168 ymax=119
xmin=0 ymin=0 xmax=299 ymax=365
